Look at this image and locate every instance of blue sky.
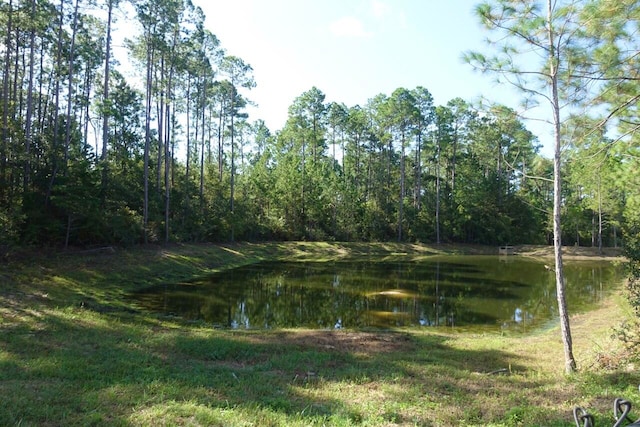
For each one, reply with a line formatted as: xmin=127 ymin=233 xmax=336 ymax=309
xmin=97 ymin=0 xmax=554 ymax=157
xmin=192 ymin=0 xmax=557 ymax=155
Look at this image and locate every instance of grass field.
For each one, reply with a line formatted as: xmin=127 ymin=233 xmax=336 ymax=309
xmin=1 ymin=242 xmax=638 ymax=426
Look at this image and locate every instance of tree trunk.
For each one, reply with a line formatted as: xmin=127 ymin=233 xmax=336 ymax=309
xmin=199 ymin=80 xmax=206 ymax=204
xmin=414 ymin=128 xmax=422 ymax=210
xmin=185 ymin=76 xmax=191 ymax=183
xmin=143 ymin=32 xmax=154 ymax=244
xmin=451 ymin=124 xmax=458 ymax=194
xmin=436 ymin=131 xmax=441 ymax=245
xmin=597 ymin=176 xmax=603 ymax=255
xmin=63 ymin=0 xmax=80 ymax=171
xmin=12 ymin=36 xmax=20 ymax=121
xmin=301 ymin=137 xmax=306 ymax=239
xmin=164 ymin=101 xmax=171 ymax=243
xmin=46 ymin=0 xmax=65 ymax=206
xmin=37 ymin=44 xmax=47 ymax=134
xmin=183 ymin=74 xmax=191 ymax=227
xmin=101 ymin=0 xmax=114 ymax=193
xmin=164 ymin=26 xmax=179 ymax=244
xmin=65 ymin=215 xmax=72 ymax=250
xmin=1 ymin=0 xmax=12 ymax=198
xmin=217 ymin=95 xmax=224 ymax=181
xmin=230 ymin=91 xmax=236 ymax=242
xmin=207 ymin=105 xmax=213 ymax=165
xmin=156 ymin=53 xmax=165 ymax=192
xmin=23 ymin=0 xmax=37 ymax=193
xmin=548 ymin=0 xmax=576 ymax=374
xmin=82 ymin=64 xmax=92 ymax=149
xmin=398 ymin=132 xmax=405 ymax=242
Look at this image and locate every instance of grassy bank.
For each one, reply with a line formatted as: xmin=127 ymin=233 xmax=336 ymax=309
xmin=0 ymin=242 xmax=637 ymax=426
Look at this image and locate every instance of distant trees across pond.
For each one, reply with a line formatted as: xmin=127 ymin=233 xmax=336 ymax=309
xmin=0 ymin=0 xmax=637 ymax=250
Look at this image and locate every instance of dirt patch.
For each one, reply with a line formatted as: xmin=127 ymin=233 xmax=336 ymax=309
xmin=248 ymin=330 xmax=416 ymax=354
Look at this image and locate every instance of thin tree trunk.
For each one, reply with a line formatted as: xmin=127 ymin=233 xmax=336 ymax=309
xmin=414 ymin=129 xmax=422 ymax=210
xmin=597 ymin=175 xmax=603 ymax=254
xmin=207 ymin=103 xmax=214 ymax=165
xmin=331 ymin=124 xmax=336 ymax=163
xmin=386 ymin=137 xmax=392 ymax=205
xmin=63 ymin=0 xmax=80 ymax=172
xmin=343 ymin=130 xmax=348 ymax=185
xmin=82 ymin=66 xmax=92 ymax=149
xmin=1 ymin=0 xmax=13 ymax=197
xmin=199 ymin=81 xmax=206 ymax=204
xmin=217 ymin=93 xmax=224 ymax=180
xmin=185 ymin=76 xmax=191 ymax=184
xmin=230 ymin=96 xmax=235 ymax=242
xmin=156 ymin=53 xmax=165 ymax=192
xmin=193 ymin=77 xmax=200 ymax=201
xmin=548 ymin=0 xmax=576 ymax=374
xmin=436 ymin=132 xmax=441 ymax=245
xmin=23 ymin=0 xmax=37 ymax=193
xmin=183 ymin=75 xmax=191 ymax=228
xmin=451 ymin=124 xmax=458 ymax=194
xmin=398 ymin=133 xmax=405 ymax=242
xmin=352 ymin=134 xmax=362 ymax=188
xmin=65 ymin=215 xmax=72 ymax=249
xmin=164 ymin=26 xmax=179 ymax=244
xmin=171 ymin=108 xmax=176 ymax=188
xmin=312 ymin=115 xmax=317 ymax=164
xmin=12 ymin=35 xmax=20 ymax=121
xmin=591 ymin=212 xmax=595 ymax=247
xmin=143 ymin=34 xmax=154 ymax=244
xmin=301 ymin=137 xmax=306 ymax=239
xmin=45 ymin=0 xmax=67 ymax=206
xmin=164 ymin=101 xmax=171 ymax=243
xmin=365 ymin=145 xmax=373 ymax=204
xmin=37 ymin=45 xmax=47 ymax=133
xmin=101 ymin=0 xmax=114 ymax=193
xmin=45 ymin=0 xmax=78 ymax=205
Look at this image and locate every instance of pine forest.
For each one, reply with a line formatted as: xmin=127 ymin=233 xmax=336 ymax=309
xmin=0 ymin=0 xmax=638 ymax=250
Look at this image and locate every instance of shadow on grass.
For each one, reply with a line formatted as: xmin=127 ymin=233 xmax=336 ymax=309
xmin=0 ymin=306 xmax=583 ymax=426
xmin=1 ymin=242 xmax=617 ymax=425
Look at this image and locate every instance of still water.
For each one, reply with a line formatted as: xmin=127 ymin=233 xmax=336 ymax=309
xmin=131 ymin=256 xmax=624 ymax=333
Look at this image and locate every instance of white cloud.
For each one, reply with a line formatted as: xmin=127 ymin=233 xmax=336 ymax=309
xmin=371 ymin=0 xmax=408 ymax=30
xmin=329 ymin=17 xmax=373 ymax=38
xmin=371 ymin=0 xmax=391 ymax=19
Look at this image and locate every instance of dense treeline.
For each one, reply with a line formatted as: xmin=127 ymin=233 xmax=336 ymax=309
xmin=0 ymin=0 xmax=637 ymax=250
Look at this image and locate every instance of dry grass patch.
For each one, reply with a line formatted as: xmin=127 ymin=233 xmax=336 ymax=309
xmin=247 ymin=330 xmax=416 ymax=354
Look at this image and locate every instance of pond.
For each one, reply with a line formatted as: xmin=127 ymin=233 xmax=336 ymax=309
xmin=131 ymin=256 xmax=624 ymax=333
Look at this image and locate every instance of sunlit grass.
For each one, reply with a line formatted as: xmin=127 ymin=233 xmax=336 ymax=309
xmin=0 ymin=242 xmax=634 ymax=426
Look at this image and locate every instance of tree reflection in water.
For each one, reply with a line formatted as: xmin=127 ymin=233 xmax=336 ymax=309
xmin=131 ymin=257 xmax=622 ymax=333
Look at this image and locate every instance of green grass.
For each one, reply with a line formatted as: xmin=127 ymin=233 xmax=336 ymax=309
xmin=0 ymin=242 xmax=636 ymax=426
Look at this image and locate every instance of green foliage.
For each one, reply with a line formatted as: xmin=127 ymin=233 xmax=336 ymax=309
xmin=617 ymin=226 xmax=640 ymax=359
xmin=0 ymin=203 xmax=23 ymax=247
xmin=0 ymin=0 xmax=636 ymax=251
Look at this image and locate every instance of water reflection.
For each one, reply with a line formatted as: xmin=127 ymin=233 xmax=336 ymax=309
xmin=131 ymin=256 xmax=623 ymax=333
